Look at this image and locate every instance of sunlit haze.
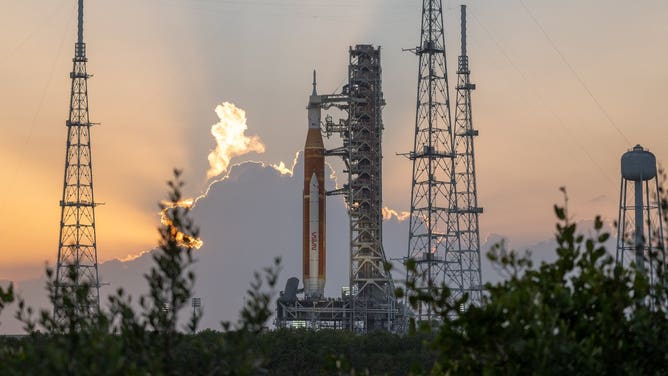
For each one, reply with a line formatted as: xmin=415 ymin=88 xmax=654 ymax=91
xmin=1 ymin=0 xmax=667 ymax=285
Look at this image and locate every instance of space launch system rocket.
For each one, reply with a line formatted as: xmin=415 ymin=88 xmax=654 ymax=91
xmin=303 ymin=71 xmax=326 ymax=299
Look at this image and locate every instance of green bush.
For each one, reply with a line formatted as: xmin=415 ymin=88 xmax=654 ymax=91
xmin=404 ymin=190 xmax=668 ymax=375
xmin=0 ymin=170 xmax=279 ymax=375
xmin=3 ymin=175 xmax=668 ymax=375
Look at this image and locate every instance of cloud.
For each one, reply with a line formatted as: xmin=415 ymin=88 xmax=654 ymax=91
xmin=1 ymin=152 xmax=616 ymax=334
xmin=382 ymin=207 xmax=410 ymax=222
xmin=5 ymin=98 xmax=623 ymax=334
xmin=207 ymin=102 xmax=266 ymax=180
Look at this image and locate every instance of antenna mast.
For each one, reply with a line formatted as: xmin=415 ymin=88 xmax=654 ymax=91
xmin=54 ymin=0 xmax=101 ymax=319
xmin=406 ymin=0 xmax=458 ymax=322
xmin=453 ymin=4 xmax=483 ymax=306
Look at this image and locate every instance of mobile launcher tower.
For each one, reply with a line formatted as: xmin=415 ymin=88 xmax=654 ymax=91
xmin=275 ymin=45 xmax=404 ymax=333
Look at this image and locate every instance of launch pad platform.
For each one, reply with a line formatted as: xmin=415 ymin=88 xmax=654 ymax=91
xmin=275 ymin=293 xmax=406 ymax=333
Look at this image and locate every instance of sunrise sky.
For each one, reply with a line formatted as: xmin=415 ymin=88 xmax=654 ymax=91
xmin=1 ymin=0 xmax=667 ymax=281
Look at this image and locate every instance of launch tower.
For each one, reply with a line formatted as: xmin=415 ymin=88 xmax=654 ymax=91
xmin=54 ymin=0 xmax=101 ymax=319
xmin=276 ymin=45 xmax=401 ymax=333
xmin=331 ymin=45 xmax=396 ymax=331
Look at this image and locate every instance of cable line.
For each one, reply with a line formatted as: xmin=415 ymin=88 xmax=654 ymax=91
xmin=469 ymin=7 xmax=614 ymax=184
xmin=518 ymin=0 xmax=632 ymax=147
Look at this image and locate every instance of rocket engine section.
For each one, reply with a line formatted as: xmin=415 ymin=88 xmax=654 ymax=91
xmin=303 ymin=72 xmax=326 ymax=299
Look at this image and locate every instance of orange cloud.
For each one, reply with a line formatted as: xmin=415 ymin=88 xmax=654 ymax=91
xmin=159 ymin=198 xmax=203 ymax=249
xmin=207 ymin=102 xmax=266 ymax=179
xmin=382 ymin=207 xmax=410 ymax=222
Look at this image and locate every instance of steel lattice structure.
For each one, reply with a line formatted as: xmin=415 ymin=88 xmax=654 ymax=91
xmin=344 ymin=45 xmax=396 ymax=331
xmin=54 ymin=0 xmax=101 ymax=319
xmin=324 ymin=45 xmax=396 ymax=331
xmin=452 ymin=5 xmax=483 ymax=306
xmin=406 ymin=0 xmax=458 ymax=322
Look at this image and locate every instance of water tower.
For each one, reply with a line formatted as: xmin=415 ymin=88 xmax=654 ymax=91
xmin=616 ymin=145 xmax=665 ymax=283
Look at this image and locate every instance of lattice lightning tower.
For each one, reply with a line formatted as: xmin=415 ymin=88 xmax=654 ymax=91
xmin=54 ymin=0 xmax=101 ymax=318
xmin=452 ymin=5 xmax=483 ymax=306
xmin=406 ymin=0 xmax=458 ymax=322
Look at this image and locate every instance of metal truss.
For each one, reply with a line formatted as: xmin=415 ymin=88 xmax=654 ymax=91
xmin=452 ymin=5 xmax=483 ymax=307
xmin=405 ymin=0 xmax=459 ymax=322
xmin=323 ymin=45 xmax=397 ymax=332
xmin=54 ymin=0 xmax=101 ymax=320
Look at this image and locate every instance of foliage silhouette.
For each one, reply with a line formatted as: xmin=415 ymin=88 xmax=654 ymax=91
xmin=1 ymin=170 xmax=279 ymax=375
xmin=399 ymin=189 xmax=668 ymax=375
xmin=3 ymin=175 xmax=668 ymax=374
